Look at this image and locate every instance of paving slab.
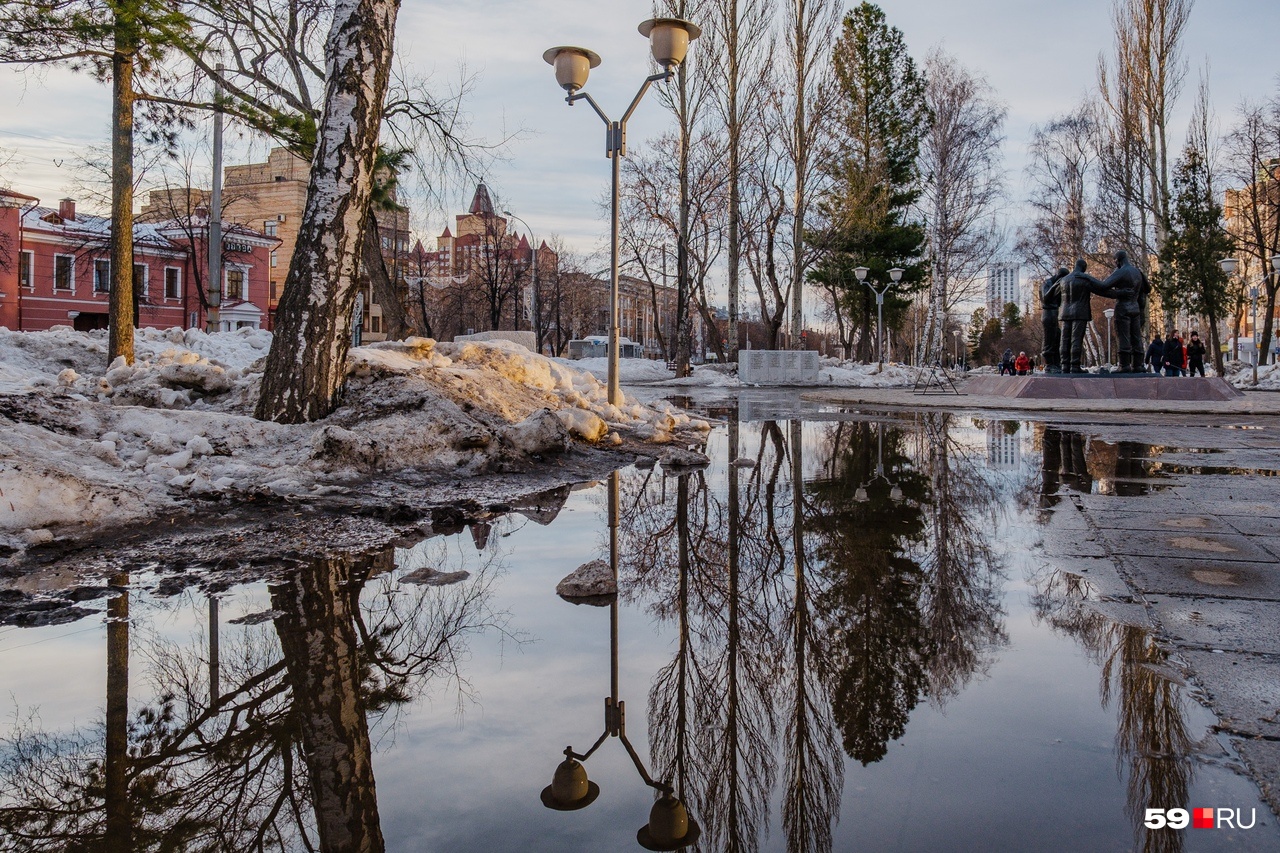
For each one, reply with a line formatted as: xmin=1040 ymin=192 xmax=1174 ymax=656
xmin=1226 ymin=516 xmax=1280 ymax=537
xmin=1148 ymin=595 xmax=1280 ymax=655
xmin=1119 ymin=557 xmax=1280 ymax=600
xmin=1096 ymin=529 xmax=1277 ymax=563
xmin=1075 ymin=494 xmax=1194 ymax=514
xmin=1179 ymin=650 xmax=1280 ymax=739
xmin=1087 ymin=511 xmax=1234 ymax=534
xmin=1047 ymin=555 xmax=1136 ymax=600
xmin=1234 ymin=739 xmax=1280 ymax=819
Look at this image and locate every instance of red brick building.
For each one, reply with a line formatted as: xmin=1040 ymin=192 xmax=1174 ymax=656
xmin=0 ymin=189 xmax=278 ymax=333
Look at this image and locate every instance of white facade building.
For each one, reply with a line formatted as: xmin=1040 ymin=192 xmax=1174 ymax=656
xmin=986 ymin=263 xmax=1021 ymax=318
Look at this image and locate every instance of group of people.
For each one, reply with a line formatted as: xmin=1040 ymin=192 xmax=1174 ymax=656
xmin=1145 ymin=330 xmax=1208 ymax=377
xmin=998 ymin=349 xmax=1034 ymax=375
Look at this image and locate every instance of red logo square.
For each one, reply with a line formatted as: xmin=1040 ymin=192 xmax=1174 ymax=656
xmin=1193 ymin=808 xmax=1215 ymax=829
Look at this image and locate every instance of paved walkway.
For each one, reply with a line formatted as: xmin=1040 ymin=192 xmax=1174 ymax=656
xmin=804 ymin=382 xmax=1280 ymax=417
xmin=1035 ymin=421 xmax=1280 ymax=818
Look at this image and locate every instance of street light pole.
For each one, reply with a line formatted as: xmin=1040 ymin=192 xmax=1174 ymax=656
xmin=953 ymin=329 xmax=961 ymax=368
xmin=1103 ymin=307 xmax=1114 ymax=368
xmin=853 ymin=266 xmax=903 ymax=364
xmin=545 ymin=19 xmax=701 ymax=406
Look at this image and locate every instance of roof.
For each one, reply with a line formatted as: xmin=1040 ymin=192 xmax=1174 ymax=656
xmin=439 ymin=226 xmax=452 ymax=238
xmin=469 ymin=184 xmax=494 ymax=216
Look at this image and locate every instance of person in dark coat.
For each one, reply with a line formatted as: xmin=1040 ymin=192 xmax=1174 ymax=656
xmin=1161 ymin=333 xmax=1184 ymax=377
xmin=1187 ymin=332 xmax=1207 ymax=377
xmin=999 ymin=348 xmax=1015 ymax=376
xmin=1145 ymin=335 xmax=1164 ymax=373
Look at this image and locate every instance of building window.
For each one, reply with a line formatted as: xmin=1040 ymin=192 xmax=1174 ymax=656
xmin=94 ymin=259 xmax=111 ymax=293
xmin=270 ymin=280 xmax=279 ymax=301
xmin=381 ymin=235 xmax=390 ymax=250
xmin=133 ymin=264 xmax=148 ymax=298
xmin=54 ymin=254 xmax=74 ymax=291
xmin=371 ymin=315 xmax=382 ymax=334
xmin=164 ymin=267 xmax=181 ymax=299
xmin=270 ymin=250 xmax=278 ymax=268
xmin=264 ymin=220 xmax=278 ymax=237
xmin=18 ymin=251 xmax=33 ymax=288
xmin=226 ymin=268 xmax=245 ymax=301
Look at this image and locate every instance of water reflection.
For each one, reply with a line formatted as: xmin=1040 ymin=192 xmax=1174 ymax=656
xmin=2 ymin=413 xmax=1254 ymax=851
xmin=0 ymin=538 xmax=509 ymax=851
xmin=613 ymin=411 xmax=1012 ymax=851
xmin=1031 ymin=569 xmax=1195 ymax=853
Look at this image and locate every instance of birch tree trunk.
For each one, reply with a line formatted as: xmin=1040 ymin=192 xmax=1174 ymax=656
xmin=108 ymin=16 xmax=136 ymax=367
xmin=255 ymin=0 xmax=401 ymax=423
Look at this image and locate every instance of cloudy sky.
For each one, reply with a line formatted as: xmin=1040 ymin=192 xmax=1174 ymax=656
xmin=2 ymin=0 xmax=1278 ymax=268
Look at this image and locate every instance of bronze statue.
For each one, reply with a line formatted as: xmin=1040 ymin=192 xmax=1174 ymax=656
xmin=1098 ymin=251 xmax=1150 ymax=373
xmin=1041 ymin=267 xmax=1067 ymax=373
xmin=1054 ymin=259 xmax=1106 ymax=374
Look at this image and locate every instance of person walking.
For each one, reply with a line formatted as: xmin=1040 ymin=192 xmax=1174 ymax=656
xmin=1145 ymin=334 xmax=1164 ymax=373
xmin=1015 ymin=351 xmax=1031 ymax=375
xmin=1162 ymin=332 xmax=1184 ymax=377
xmin=1000 ymin=348 xmax=1015 ymax=376
xmin=1187 ymin=331 xmax=1207 ymax=377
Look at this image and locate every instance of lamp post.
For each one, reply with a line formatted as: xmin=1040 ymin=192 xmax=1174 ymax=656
xmin=542 ymin=469 xmax=701 ymax=850
xmin=503 ymin=210 xmax=540 ymax=354
xmin=853 ymin=266 xmax=903 ymax=364
xmin=1103 ymin=307 xmax=1115 ymax=368
xmin=952 ymin=329 xmax=961 ymax=369
xmin=545 ymin=19 xmax=701 ymax=406
xmin=1219 ymin=256 xmax=1280 ymax=386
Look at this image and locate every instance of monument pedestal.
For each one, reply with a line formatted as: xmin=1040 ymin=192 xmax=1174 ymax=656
xmin=962 ymin=374 xmax=1243 ymax=402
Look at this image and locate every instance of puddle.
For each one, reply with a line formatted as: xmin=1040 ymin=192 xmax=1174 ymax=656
xmin=0 ymin=413 xmax=1275 ymax=851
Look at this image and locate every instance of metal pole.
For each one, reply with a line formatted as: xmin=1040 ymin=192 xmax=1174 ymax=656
xmin=608 ymin=121 xmax=622 ymax=406
xmin=207 ymin=66 xmax=223 ymax=333
xmin=876 ymin=293 xmax=884 ymax=364
xmin=1253 ymin=290 xmax=1259 ymax=386
xmin=608 ymin=470 xmax=620 ymax=702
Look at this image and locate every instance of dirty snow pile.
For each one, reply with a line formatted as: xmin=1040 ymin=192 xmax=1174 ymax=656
xmin=814 ymin=359 xmax=916 ymax=387
xmin=1224 ymin=359 xmax=1280 ymax=390
xmin=555 ymin=356 xmax=676 ymax=384
xmin=0 ymin=327 xmax=708 ymax=545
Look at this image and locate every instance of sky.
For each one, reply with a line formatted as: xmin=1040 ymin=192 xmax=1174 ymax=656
xmin=2 ymin=0 xmax=1278 ymax=278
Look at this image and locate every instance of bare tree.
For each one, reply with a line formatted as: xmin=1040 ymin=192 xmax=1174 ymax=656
xmin=1017 ymin=104 xmax=1104 ymax=273
xmin=917 ymin=50 xmax=1006 ymax=366
xmin=1223 ymin=96 xmax=1280 ymax=363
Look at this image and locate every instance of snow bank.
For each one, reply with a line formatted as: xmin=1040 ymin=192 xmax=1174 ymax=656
xmin=557 ymin=356 xmax=676 ymax=384
xmin=0 ymin=329 xmax=710 ymax=542
xmin=1225 ymin=360 xmax=1280 ymax=390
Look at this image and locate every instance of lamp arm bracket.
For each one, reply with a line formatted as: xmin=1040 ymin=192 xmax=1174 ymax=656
xmin=620 ymin=70 xmax=672 ymax=127
xmin=566 ymin=728 xmax=611 ymax=763
xmin=617 ymin=730 xmax=672 ymax=794
xmin=568 ymin=91 xmax=612 ymax=128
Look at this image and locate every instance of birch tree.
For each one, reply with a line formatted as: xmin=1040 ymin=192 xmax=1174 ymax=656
xmin=917 ymin=49 xmax=1006 ymax=366
xmin=254 ymin=0 xmax=403 ymax=422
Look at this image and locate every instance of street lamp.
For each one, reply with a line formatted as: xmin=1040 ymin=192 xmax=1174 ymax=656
xmin=853 ymin=266 xmax=903 ymax=364
xmin=503 ymin=210 xmax=541 ymax=353
xmin=541 ymin=471 xmax=701 ymax=850
xmin=545 ymin=18 xmax=701 ymax=406
xmin=1219 ymin=255 xmax=1280 ymax=386
xmin=1103 ymin=307 xmax=1115 ymax=368
xmin=952 ymin=329 xmax=961 ymax=369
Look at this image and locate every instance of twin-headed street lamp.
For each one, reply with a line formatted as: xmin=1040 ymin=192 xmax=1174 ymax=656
xmin=1218 ymin=255 xmax=1280 ymax=386
xmin=1103 ymin=307 xmax=1115 ymax=368
xmin=853 ymin=266 xmax=903 ymax=364
xmin=545 ymin=19 xmax=701 ymax=406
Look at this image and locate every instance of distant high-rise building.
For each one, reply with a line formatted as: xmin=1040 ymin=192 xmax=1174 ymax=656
xmin=986 ymin=262 xmax=1021 ymax=317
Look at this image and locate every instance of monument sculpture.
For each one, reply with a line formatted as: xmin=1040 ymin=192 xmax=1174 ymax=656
xmin=1098 ymin=250 xmax=1150 ymax=373
xmin=1052 ymin=259 xmax=1107 ymax=374
xmin=1041 ymin=267 xmax=1067 ymax=373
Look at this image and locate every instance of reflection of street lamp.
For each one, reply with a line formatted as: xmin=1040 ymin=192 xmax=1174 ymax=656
xmin=1219 ymin=255 xmax=1280 ymax=386
xmin=503 ymin=210 xmax=540 ymax=352
xmin=853 ymin=422 xmax=905 ymax=503
xmin=1103 ymin=307 xmax=1115 ymax=368
xmin=853 ymin=266 xmax=903 ymax=364
xmin=545 ymin=19 xmax=701 ymax=405
xmin=541 ymin=471 xmax=701 ymax=850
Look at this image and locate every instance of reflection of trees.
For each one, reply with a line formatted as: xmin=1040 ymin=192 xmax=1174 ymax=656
xmin=807 ymin=421 xmax=931 ymax=765
xmin=0 ymin=542 xmax=505 ymax=852
xmin=915 ymin=414 xmax=1008 ymax=703
xmin=1030 ymin=569 xmax=1192 ymax=853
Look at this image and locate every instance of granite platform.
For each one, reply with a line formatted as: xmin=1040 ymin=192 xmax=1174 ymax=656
xmin=960 ymin=374 xmax=1243 ymax=401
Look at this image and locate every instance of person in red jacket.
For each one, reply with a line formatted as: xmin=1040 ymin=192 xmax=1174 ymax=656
xmin=1014 ymin=351 xmax=1032 ymax=375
